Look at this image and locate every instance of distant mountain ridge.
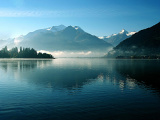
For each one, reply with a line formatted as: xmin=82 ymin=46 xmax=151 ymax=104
xmin=99 ymin=29 xmax=136 ymax=46
xmin=46 ymin=25 xmax=66 ymax=32
xmin=27 ymin=25 xmax=66 ymax=34
xmin=105 ymin=22 xmax=160 ymax=58
xmin=14 ymin=25 xmax=112 ymax=57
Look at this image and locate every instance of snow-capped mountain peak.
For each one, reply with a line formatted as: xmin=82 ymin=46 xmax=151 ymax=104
xmin=98 ymin=36 xmax=105 ymax=39
xmin=99 ymin=29 xmax=136 ymax=46
xmin=72 ymin=26 xmax=79 ymax=30
xmin=119 ymin=29 xmax=128 ymax=34
xmin=72 ymin=26 xmax=83 ymax=31
xmin=69 ymin=26 xmax=84 ymax=32
xmin=126 ymin=31 xmax=136 ymax=36
xmin=112 ymin=33 xmax=117 ymax=36
xmin=46 ymin=25 xmax=66 ymax=32
xmin=98 ymin=33 xmax=117 ymax=39
xmin=32 ymin=25 xmax=66 ymax=34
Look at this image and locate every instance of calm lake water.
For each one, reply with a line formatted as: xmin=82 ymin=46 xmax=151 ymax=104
xmin=0 ymin=58 xmax=160 ymax=120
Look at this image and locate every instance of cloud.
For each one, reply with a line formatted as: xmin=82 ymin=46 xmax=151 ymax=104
xmin=0 ymin=8 xmax=90 ymax=18
xmin=14 ymin=35 xmax=24 ymax=45
xmin=78 ymin=51 xmax=92 ymax=55
xmin=0 ymin=9 xmax=67 ymax=17
xmin=37 ymin=50 xmax=106 ymax=58
xmin=0 ymin=8 xmax=138 ymax=18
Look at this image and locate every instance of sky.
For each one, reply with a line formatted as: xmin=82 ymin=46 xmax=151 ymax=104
xmin=0 ymin=0 xmax=160 ymax=39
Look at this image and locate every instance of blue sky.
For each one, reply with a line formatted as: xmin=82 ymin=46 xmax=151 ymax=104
xmin=0 ymin=0 xmax=160 ymax=39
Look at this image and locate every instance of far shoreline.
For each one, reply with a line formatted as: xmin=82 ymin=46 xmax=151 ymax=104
xmin=0 ymin=58 xmax=55 ymax=60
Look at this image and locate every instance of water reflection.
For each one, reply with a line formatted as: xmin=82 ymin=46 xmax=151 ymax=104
xmin=0 ymin=59 xmax=52 ymax=72
xmin=0 ymin=59 xmax=103 ymax=90
xmin=94 ymin=72 xmax=137 ymax=91
xmin=1 ymin=58 xmax=160 ymax=120
xmin=113 ymin=60 xmax=160 ymax=91
xmin=0 ymin=58 xmax=160 ymax=92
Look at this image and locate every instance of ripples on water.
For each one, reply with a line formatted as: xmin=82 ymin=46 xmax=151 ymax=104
xmin=0 ymin=58 xmax=160 ymax=120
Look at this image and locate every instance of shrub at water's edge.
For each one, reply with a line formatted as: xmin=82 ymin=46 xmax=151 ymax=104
xmin=0 ymin=46 xmax=54 ymax=59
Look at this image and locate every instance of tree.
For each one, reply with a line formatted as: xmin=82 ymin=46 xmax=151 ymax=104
xmin=0 ymin=46 xmax=54 ymax=59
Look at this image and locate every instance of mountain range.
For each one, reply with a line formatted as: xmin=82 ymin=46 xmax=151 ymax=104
xmin=1 ymin=22 xmax=159 ymax=58
xmin=12 ymin=25 xmax=112 ymax=57
xmin=106 ymin=22 xmax=160 ymax=58
xmin=99 ymin=29 xmax=136 ymax=46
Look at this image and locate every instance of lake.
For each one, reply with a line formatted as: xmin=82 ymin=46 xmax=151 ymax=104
xmin=0 ymin=58 xmax=160 ymax=120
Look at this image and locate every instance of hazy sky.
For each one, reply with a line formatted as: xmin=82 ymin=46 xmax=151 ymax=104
xmin=0 ymin=0 xmax=160 ymax=39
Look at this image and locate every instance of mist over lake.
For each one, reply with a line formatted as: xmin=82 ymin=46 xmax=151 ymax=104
xmin=0 ymin=58 xmax=160 ymax=120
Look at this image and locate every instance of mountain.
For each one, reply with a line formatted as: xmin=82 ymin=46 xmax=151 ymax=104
xmin=99 ymin=29 xmax=136 ymax=46
xmin=13 ymin=25 xmax=112 ymax=57
xmin=46 ymin=25 xmax=66 ymax=32
xmin=105 ymin=22 xmax=160 ymax=58
xmin=28 ymin=25 xmax=66 ymax=34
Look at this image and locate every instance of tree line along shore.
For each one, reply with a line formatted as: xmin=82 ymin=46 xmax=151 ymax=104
xmin=0 ymin=46 xmax=54 ymax=59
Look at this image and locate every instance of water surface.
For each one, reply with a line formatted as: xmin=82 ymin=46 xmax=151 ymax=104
xmin=0 ymin=58 xmax=160 ymax=120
